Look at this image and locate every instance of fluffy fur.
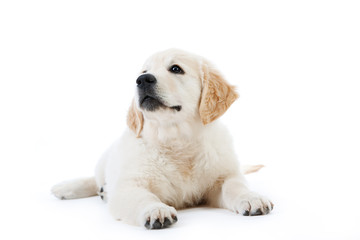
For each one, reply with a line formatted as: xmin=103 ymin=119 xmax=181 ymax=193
xmin=51 ymin=49 xmax=273 ymax=229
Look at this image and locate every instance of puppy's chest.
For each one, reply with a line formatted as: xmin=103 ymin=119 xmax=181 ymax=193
xmin=156 ymin=144 xmax=204 ymax=178
xmin=149 ymin=144 xmax=221 ymax=208
xmin=153 ymin=143 xmax=221 ymax=194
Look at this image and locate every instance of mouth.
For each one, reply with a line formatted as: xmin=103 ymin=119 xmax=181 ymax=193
xmin=140 ymin=95 xmax=182 ymax=112
xmin=140 ymin=95 xmax=158 ymax=105
xmin=170 ymin=105 xmax=182 ymax=111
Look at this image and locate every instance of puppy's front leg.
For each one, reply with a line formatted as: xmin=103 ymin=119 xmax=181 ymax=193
xmin=218 ymin=177 xmax=273 ymax=216
xmin=108 ymin=186 xmax=177 ymax=229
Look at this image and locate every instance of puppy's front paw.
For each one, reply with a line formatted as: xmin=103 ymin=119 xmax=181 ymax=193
xmin=233 ymin=192 xmax=273 ymax=216
xmin=142 ymin=203 xmax=178 ymax=229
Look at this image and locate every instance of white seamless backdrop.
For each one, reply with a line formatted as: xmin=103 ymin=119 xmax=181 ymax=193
xmin=0 ymin=1 xmax=359 ymax=240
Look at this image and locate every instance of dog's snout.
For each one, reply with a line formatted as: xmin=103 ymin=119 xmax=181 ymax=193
xmin=136 ymin=74 xmax=157 ymax=89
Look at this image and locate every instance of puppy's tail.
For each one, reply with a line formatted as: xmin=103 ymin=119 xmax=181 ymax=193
xmin=241 ymin=164 xmax=265 ymax=175
xmin=51 ymin=177 xmax=98 ymax=200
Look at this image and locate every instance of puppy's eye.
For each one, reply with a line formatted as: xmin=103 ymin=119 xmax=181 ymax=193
xmin=169 ymin=65 xmax=184 ymax=74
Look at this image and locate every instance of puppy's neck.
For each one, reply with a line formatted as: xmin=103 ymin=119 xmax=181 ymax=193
xmin=142 ymin=118 xmax=204 ymax=145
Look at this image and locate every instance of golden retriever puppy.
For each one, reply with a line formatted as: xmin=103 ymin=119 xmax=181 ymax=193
xmin=51 ymin=49 xmax=273 ymax=229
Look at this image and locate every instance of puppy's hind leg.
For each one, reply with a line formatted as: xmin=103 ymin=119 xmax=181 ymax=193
xmin=94 ymin=151 xmax=109 ymax=201
xmin=51 ymin=177 xmax=98 ymax=200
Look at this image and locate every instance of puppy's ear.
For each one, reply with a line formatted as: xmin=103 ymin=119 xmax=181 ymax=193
xmin=127 ymin=99 xmax=144 ymax=137
xmin=199 ymin=61 xmax=239 ymax=125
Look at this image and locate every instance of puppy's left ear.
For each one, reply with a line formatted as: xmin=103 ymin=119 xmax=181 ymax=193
xmin=127 ymin=99 xmax=144 ymax=137
xmin=199 ymin=61 xmax=239 ymax=125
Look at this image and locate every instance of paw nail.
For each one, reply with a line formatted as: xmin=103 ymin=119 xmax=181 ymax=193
xmin=263 ymin=206 xmax=269 ymax=214
xmin=251 ymin=208 xmax=263 ymax=216
xmin=145 ymin=219 xmax=150 ymax=229
xmin=152 ymin=219 xmax=162 ymax=229
xmin=172 ymin=215 xmax=178 ymax=222
xmin=243 ymin=210 xmax=250 ymax=216
xmin=163 ymin=217 xmax=171 ymax=228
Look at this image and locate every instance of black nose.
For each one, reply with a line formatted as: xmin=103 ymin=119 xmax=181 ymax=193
xmin=136 ymin=74 xmax=157 ymax=89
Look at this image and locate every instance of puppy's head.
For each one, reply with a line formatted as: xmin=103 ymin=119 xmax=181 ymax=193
xmin=127 ymin=49 xmax=238 ymax=137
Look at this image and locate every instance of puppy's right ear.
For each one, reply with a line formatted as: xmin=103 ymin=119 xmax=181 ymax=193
xmin=127 ymin=99 xmax=144 ymax=138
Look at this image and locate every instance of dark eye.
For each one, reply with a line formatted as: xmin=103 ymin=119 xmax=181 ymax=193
xmin=169 ymin=65 xmax=184 ymax=74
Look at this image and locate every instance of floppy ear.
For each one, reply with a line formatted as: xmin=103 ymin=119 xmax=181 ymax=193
xmin=199 ymin=61 xmax=239 ymax=125
xmin=127 ymin=99 xmax=144 ymax=137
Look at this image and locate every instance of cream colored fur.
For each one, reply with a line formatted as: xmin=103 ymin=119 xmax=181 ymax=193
xmin=51 ymin=49 xmax=273 ymax=229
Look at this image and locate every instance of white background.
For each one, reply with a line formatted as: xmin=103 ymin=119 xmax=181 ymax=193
xmin=1 ymin=0 xmax=360 ymax=239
